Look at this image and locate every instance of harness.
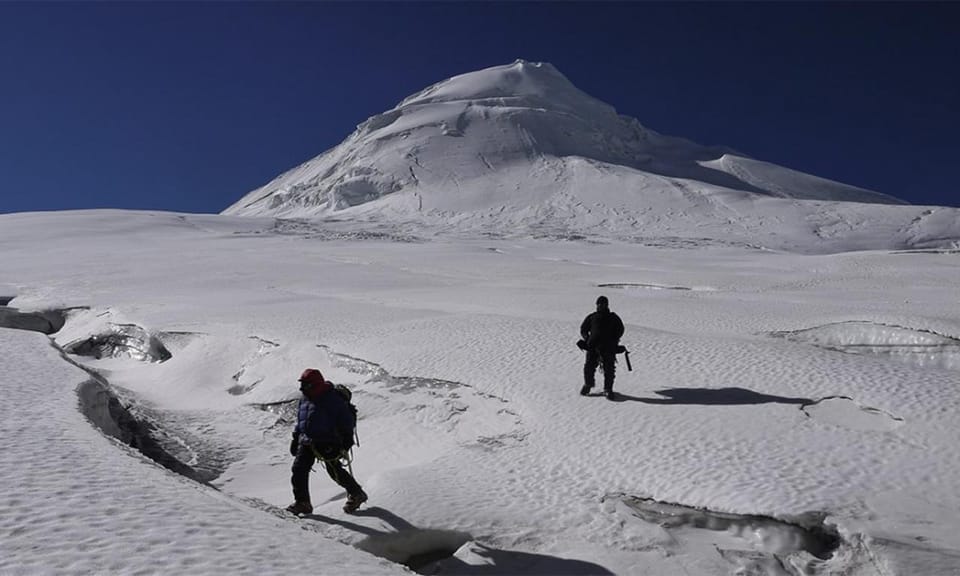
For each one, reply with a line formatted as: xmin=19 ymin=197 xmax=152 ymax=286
xmin=310 ymin=426 xmax=360 ymax=476
xmin=311 ymin=445 xmax=355 ymax=476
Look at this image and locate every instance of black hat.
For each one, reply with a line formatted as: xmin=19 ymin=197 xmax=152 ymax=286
xmin=596 ymin=295 xmax=609 ymax=307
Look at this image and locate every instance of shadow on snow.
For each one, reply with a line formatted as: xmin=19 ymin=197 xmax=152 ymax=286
xmin=299 ymin=506 xmax=612 ymax=575
xmin=620 ymin=387 xmax=812 ymax=406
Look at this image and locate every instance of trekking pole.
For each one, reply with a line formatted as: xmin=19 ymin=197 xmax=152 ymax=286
xmin=622 ymin=347 xmax=632 ymax=371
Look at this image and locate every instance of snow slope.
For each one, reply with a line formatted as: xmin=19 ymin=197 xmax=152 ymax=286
xmin=221 ymin=61 xmax=959 ymax=253
xmin=2 ymin=209 xmax=960 ymax=574
xmin=0 ymin=326 xmax=403 ymax=575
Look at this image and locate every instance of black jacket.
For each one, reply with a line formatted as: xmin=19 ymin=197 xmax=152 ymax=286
xmin=581 ymin=310 xmax=625 ymax=353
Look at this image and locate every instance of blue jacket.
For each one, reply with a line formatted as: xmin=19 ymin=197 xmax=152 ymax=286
xmin=295 ymin=388 xmax=355 ymax=448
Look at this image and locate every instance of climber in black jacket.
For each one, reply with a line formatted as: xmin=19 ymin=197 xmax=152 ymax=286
xmin=578 ymin=295 xmax=625 ymax=400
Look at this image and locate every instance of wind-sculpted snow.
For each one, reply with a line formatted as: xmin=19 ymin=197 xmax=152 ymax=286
xmin=4 ymin=209 xmax=960 ymax=574
xmin=245 ymin=345 xmax=526 ymax=457
xmin=801 ymin=396 xmax=904 ymax=432
xmin=700 ymin=154 xmax=906 ymax=204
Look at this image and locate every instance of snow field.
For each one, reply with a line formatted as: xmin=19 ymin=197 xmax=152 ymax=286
xmin=2 ymin=210 xmax=960 ymax=574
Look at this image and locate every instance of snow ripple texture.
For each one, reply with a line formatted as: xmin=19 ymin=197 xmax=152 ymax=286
xmin=4 ymin=211 xmax=960 ymax=574
xmin=0 ymin=329 xmax=403 ymax=575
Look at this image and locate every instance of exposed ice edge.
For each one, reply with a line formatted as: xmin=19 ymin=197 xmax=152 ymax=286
xmin=0 ymin=304 xmax=220 ymax=482
xmin=0 ymin=304 xmax=68 ymax=334
xmin=615 ymin=494 xmax=840 ymax=551
xmin=772 ymin=320 xmax=960 ymax=372
xmin=75 ymin=375 xmax=220 ymax=484
xmin=229 ymin=335 xmax=280 ymax=395
xmin=64 ymin=323 xmax=173 ymax=363
xmin=608 ymin=494 xmax=891 ymax=576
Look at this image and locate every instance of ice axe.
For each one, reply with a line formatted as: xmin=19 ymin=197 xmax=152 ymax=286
xmin=617 ymin=345 xmax=633 ymax=371
xmin=576 ymin=340 xmax=633 ymax=372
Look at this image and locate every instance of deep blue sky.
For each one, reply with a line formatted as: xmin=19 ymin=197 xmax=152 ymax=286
xmin=2 ymin=2 xmax=958 ymax=214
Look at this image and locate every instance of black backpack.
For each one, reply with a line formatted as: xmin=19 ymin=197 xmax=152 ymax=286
xmin=334 ymin=384 xmax=356 ymax=413
xmin=334 ymin=384 xmax=359 ymax=447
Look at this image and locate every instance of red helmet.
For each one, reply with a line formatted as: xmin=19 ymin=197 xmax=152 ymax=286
xmin=298 ymin=368 xmax=326 ymax=393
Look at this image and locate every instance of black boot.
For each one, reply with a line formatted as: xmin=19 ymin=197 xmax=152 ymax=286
xmin=343 ymin=489 xmax=368 ymax=513
xmin=285 ymin=500 xmax=313 ymax=515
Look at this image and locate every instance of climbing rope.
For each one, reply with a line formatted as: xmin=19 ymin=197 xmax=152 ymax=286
xmin=311 ymin=445 xmax=355 ymax=476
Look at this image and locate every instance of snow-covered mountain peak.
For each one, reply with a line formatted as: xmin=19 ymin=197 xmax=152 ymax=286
xmin=222 ymin=61 xmax=960 ymax=253
xmin=397 ymin=59 xmax=615 ymax=118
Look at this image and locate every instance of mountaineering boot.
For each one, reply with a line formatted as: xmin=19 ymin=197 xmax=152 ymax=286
xmin=580 ymin=384 xmax=592 ymax=396
xmin=343 ymin=489 xmax=368 ymax=513
xmin=285 ymin=501 xmax=313 ymax=515
xmin=605 ymin=390 xmax=616 ymax=401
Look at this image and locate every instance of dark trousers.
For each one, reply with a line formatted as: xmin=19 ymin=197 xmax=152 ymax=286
xmin=291 ymin=444 xmax=363 ymax=503
xmin=584 ymin=349 xmax=616 ymax=392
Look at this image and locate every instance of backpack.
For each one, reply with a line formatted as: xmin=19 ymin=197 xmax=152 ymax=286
xmin=334 ymin=384 xmax=356 ymax=413
xmin=334 ymin=384 xmax=359 ymax=447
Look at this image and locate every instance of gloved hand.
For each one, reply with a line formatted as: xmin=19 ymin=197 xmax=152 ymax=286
xmin=576 ymin=339 xmax=588 ymax=351
xmin=289 ymin=431 xmax=299 ymax=457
